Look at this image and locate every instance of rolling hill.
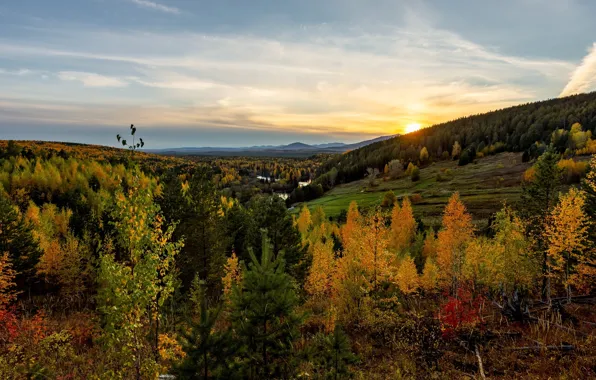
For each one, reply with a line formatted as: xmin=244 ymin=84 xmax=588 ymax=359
xmin=145 ymin=135 xmax=397 ymax=157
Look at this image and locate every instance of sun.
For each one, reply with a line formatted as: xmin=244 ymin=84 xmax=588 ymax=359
xmin=405 ymin=122 xmax=421 ymax=134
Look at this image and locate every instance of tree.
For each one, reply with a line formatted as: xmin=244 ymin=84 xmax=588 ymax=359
xmin=176 ymin=280 xmax=238 ymax=379
xmin=360 ymin=210 xmax=390 ymax=291
xmin=386 ymin=159 xmax=404 ymax=179
xmin=436 ymin=193 xmax=474 ymax=294
xmin=309 ymin=326 xmax=358 ymax=379
xmin=452 ymin=141 xmax=462 ymax=159
xmin=0 ymin=192 xmax=41 ymax=292
xmin=420 ymin=147 xmax=429 ymax=163
xmin=305 ymin=239 xmax=336 ymax=300
xmin=545 ymin=188 xmax=592 ymax=300
xmin=380 ymin=191 xmax=397 ymax=208
xmin=390 ymin=197 xmax=416 ymax=252
xmin=395 ymin=255 xmax=420 ymax=295
xmin=177 ymin=175 xmax=226 ymax=293
xmin=97 ymin=174 xmax=183 ymax=379
xmin=296 ymin=205 xmax=312 ymax=236
xmin=247 ymin=196 xmax=306 ymax=283
xmin=487 ymin=207 xmax=536 ymax=295
xmin=230 ymin=236 xmax=302 ymax=379
xmin=422 ymin=229 xmax=438 ymax=260
xmin=582 ymin=155 xmax=596 ymax=244
xmin=311 ymin=206 xmax=327 ymax=227
xmin=420 ymin=259 xmax=440 ymax=293
xmin=519 ymin=147 xmax=562 ymax=300
xmin=222 ymin=253 xmax=242 ymax=299
xmin=0 ymin=253 xmax=17 ymax=308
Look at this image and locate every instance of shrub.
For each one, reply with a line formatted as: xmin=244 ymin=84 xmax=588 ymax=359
xmin=411 ymin=166 xmax=420 ymax=181
xmin=410 ymin=194 xmax=423 ymax=204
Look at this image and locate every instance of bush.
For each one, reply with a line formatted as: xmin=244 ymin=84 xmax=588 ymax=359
xmin=410 ymin=166 xmax=420 ymax=181
xmin=381 ymin=191 xmax=397 ymax=207
xmin=410 ymin=194 xmax=423 ymax=204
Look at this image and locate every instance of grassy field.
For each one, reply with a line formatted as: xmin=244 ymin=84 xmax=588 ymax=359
xmin=297 ymin=152 xmax=532 ymax=229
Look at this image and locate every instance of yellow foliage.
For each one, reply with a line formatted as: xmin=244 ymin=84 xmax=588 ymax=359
xmin=296 ymin=205 xmax=312 ymax=236
xmin=436 ymin=192 xmax=474 ymax=290
xmin=222 ymin=252 xmax=242 ymax=297
xmin=422 ymin=229 xmax=438 ymax=259
xmin=389 ymin=197 xmax=416 ymax=252
xmin=420 ymin=259 xmax=439 ymax=292
xmin=395 ymin=255 xmax=419 ymax=295
xmin=305 ymin=239 xmax=335 ymax=299
xmin=0 ymin=253 xmax=17 ymax=307
xmin=545 ymin=188 xmax=593 ymax=294
xmin=523 ymin=166 xmax=536 ymax=182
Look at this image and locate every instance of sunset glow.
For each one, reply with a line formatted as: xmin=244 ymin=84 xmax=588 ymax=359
xmin=405 ymin=123 xmax=422 ymax=134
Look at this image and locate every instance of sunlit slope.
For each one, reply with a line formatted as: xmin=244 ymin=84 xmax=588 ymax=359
xmin=300 ymin=152 xmax=533 ymax=227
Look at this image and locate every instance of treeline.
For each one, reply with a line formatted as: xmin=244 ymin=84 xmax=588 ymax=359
xmin=315 ymin=92 xmax=596 ymax=186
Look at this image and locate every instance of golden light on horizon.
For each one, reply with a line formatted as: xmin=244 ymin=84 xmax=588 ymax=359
xmin=405 ymin=122 xmax=422 ymax=134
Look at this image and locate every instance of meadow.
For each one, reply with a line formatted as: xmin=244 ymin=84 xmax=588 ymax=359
xmin=299 ymin=152 xmax=533 ymax=227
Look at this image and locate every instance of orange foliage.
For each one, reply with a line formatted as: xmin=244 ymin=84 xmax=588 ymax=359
xmin=436 ymin=193 xmax=474 ymax=291
xmin=389 ymin=197 xmax=416 ymax=252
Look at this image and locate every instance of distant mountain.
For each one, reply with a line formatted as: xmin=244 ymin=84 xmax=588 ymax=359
xmin=145 ymin=135 xmax=397 ymax=157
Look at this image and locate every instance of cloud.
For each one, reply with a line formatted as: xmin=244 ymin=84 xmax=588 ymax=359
xmin=560 ymin=43 xmax=596 ymax=97
xmin=129 ymin=0 xmax=180 ymax=14
xmin=0 ymin=20 xmax=577 ymax=138
xmin=57 ymin=71 xmax=129 ymax=87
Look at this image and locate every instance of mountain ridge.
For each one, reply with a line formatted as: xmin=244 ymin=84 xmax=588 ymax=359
xmin=145 ymin=134 xmax=397 ymax=156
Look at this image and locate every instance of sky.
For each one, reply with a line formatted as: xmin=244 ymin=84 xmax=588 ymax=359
xmin=1 ymin=0 xmax=596 ymax=148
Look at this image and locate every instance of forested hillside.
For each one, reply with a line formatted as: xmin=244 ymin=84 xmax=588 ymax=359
xmin=314 ymin=92 xmax=596 ymax=187
xmin=0 ymin=124 xmax=595 ymax=379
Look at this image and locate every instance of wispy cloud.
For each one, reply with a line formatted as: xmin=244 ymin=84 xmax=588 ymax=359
xmin=129 ymin=0 xmax=180 ymax=15
xmin=560 ymin=43 xmax=596 ymax=97
xmin=57 ymin=71 xmax=129 ymax=87
xmin=0 ymin=19 xmax=577 ymax=141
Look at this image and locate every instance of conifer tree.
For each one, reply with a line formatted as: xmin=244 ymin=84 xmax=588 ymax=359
xmin=519 ymin=146 xmax=562 ymax=300
xmin=176 ymin=280 xmax=238 ymax=379
xmin=230 ymin=235 xmax=302 ymax=379
xmin=582 ymin=155 xmax=596 ymax=244
xmin=310 ymin=326 xmax=358 ymax=379
xmin=0 ymin=192 xmax=41 ymax=291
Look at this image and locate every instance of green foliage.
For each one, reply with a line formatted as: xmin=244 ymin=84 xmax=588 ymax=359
xmin=317 ymin=92 xmax=596 ymax=185
xmin=229 ymin=235 xmax=303 ymax=379
xmin=247 ymin=195 xmax=307 ymax=283
xmin=176 ymin=279 xmax=238 ymax=379
xmin=308 ymin=326 xmax=358 ymax=379
xmin=97 ymin=172 xmax=183 ymax=378
xmin=0 ymin=191 xmax=41 ymax=290
xmin=381 ymin=191 xmax=397 ymax=208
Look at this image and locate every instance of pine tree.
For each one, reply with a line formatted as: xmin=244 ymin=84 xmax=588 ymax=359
xmin=230 ymin=235 xmax=302 ymax=379
xmin=519 ymin=146 xmax=562 ymax=300
xmin=176 ymin=280 xmax=238 ymax=379
xmin=0 ymin=192 xmax=41 ymax=292
xmin=310 ymin=326 xmax=358 ymax=379
xmin=582 ymin=155 xmax=596 ymax=244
